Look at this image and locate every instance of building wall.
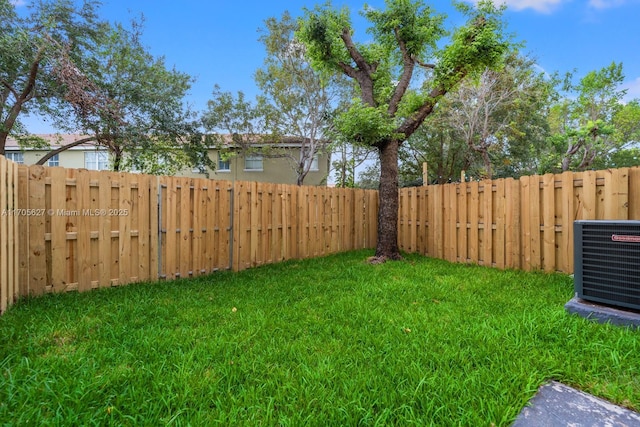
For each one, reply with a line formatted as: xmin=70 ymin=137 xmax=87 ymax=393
xmin=4 ymin=147 xmax=330 ymax=186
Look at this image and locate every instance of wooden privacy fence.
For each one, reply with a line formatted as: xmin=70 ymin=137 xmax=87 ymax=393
xmin=0 ymin=156 xmax=20 ymax=314
xmin=399 ymin=167 xmax=640 ymax=273
xmin=5 ymin=164 xmax=377 ymax=306
xmin=2 ymin=158 xmax=640 ymax=315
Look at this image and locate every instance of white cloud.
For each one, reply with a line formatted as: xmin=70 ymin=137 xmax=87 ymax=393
xmin=10 ymin=0 xmax=26 ymax=5
xmin=588 ymin=0 xmax=628 ymax=9
xmin=464 ymin=0 xmax=566 ymax=13
xmin=623 ymin=77 xmax=640 ymax=102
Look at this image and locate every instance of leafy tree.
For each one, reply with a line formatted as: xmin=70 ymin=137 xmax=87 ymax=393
xmin=545 ymin=62 xmax=627 ymax=172
xmin=298 ymin=0 xmax=509 ymax=261
xmin=255 ymin=12 xmax=347 ymax=185
xmin=591 ymin=100 xmax=640 ymax=169
xmin=201 ymin=84 xmax=266 ymax=165
xmin=35 ymin=18 xmax=209 ymax=174
xmin=399 ymin=108 xmax=471 ymax=184
xmin=0 ymin=0 xmax=107 ymax=153
xmin=444 ymin=53 xmax=552 ymax=179
xmin=400 ymin=53 xmax=553 ymax=182
xmin=331 ymin=140 xmax=376 ymax=187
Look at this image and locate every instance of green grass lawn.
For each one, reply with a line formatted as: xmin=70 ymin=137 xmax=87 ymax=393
xmin=1 ymin=250 xmax=639 ymax=426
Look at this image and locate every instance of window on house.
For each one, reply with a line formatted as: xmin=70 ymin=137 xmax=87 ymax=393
xmin=47 ymin=153 xmax=59 ymax=167
xmin=218 ymin=157 xmax=230 ymax=172
xmin=5 ymin=152 xmax=24 ymax=164
xmin=85 ymin=151 xmax=109 ymax=170
xmin=310 ymin=155 xmax=319 ymax=171
xmin=244 ymin=155 xmax=263 ymax=171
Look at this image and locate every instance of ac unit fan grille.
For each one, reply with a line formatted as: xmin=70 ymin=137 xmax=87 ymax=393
xmin=576 ymin=222 xmax=640 ymax=311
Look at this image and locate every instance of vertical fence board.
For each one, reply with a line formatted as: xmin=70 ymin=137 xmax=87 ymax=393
xmin=604 ymin=168 xmax=629 ymax=220
xmin=76 ymin=170 xmax=92 ymax=291
xmin=192 ymin=179 xmax=203 ymax=276
xmin=494 ymin=179 xmax=506 ymax=269
xmin=98 ymin=172 xmax=112 ymax=287
xmin=137 ymin=175 xmax=150 ymax=281
xmin=9 ymin=163 xmax=18 ymax=303
xmin=482 ymin=180 xmax=493 ymax=267
xmin=165 ymin=177 xmax=178 ymax=279
xmin=467 ymin=182 xmax=479 ymax=264
xmin=28 ymin=166 xmax=47 ymax=294
xmin=457 ymin=183 xmax=468 ymax=263
xmin=45 ymin=167 xmax=67 ymax=292
xmin=0 ymin=157 xmax=7 ymax=312
xmin=504 ymin=178 xmax=520 ymax=270
xmin=444 ymin=185 xmax=457 ymax=262
xmin=542 ymin=173 xmax=556 ymax=272
xmin=120 ymin=173 xmax=134 ymax=284
xmin=560 ymin=171 xmax=575 ymax=273
xmin=630 ymin=168 xmax=640 ymax=219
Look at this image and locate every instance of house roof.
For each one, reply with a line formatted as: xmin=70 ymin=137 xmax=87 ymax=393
xmin=5 ymin=134 xmax=95 ymax=151
xmin=5 ymin=133 xmax=325 ymax=151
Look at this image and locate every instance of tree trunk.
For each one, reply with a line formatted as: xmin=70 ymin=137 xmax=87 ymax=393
xmin=374 ymin=139 xmax=402 ymax=261
xmin=0 ymin=132 xmax=8 ymax=155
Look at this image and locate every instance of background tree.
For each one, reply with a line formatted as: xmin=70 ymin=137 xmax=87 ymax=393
xmin=255 ymin=12 xmax=347 ymax=185
xmin=400 ymin=53 xmax=553 ymax=182
xmin=399 ymin=108 xmax=471 ymax=185
xmin=0 ymin=0 xmax=107 ymax=153
xmin=35 ymin=18 xmax=210 ymax=174
xmin=298 ymin=0 xmax=509 ymax=261
xmin=331 ymin=140 xmax=376 ymax=187
xmin=201 ymin=84 xmax=266 ymax=165
xmin=444 ymin=53 xmax=552 ymax=179
xmin=543 ymin=62 xmax=627 ymax=172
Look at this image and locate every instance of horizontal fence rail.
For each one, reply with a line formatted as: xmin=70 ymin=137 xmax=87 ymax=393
xmin=2 ymin=156 xmax=640 ymax=315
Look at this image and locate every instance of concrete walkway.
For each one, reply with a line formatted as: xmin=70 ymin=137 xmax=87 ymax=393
xmin=512 ymin=381 xmax=640 ymax=426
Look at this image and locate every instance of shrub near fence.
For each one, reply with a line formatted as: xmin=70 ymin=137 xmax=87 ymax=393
xmin=399 ymin=167 xmax=640 ymax=273
xmin=6 ymin=164 xmax=377 ymax=308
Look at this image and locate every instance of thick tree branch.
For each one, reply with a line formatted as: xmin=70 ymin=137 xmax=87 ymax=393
xmin=339 ymin=28 xmax=377 ymax=107
xmin=388 ymin=27 xmax=416 ymax=116
xmin=35 ymin=136 xmax=97 ymax=165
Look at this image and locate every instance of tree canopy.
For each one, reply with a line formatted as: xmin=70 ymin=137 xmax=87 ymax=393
xmin=2 ymin=0 xmax=211 ymax=174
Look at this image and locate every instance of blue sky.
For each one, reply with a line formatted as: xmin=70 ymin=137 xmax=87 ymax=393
xmin=15 ymin=0 xmax=640 ymax=133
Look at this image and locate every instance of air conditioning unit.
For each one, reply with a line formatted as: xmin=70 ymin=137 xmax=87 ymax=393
xmin=574 ymin=220 xmax=640 ymax=311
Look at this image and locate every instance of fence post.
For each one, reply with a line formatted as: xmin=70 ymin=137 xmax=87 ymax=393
xmin=422 ymin=162 xmax=428 ymax=186
xmin=229 ymin=185 xmax=234 ymax=271
xmin=157 ymin=179 xmax=163 ymax=279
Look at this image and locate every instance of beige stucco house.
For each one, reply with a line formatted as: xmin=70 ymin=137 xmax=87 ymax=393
xmin=4 ymin=134 xmax=330 ymax=186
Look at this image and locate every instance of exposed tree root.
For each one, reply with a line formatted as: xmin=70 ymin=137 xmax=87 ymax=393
xmin=367 ymin=253 xmax=404 ymax=265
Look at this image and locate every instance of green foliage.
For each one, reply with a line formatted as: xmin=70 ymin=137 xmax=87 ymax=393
xmin=435 ymin=0 xmax=509 ymax=90
xmin=333 ymin=101 xmax=401 ymax=143
xmin=398 ymin=52 xmax=553 ymax=182
xmin=0 ymin=0 xmax=108 ymax=150
xmin=297 ymin=0 xmax=510 ymax=149
xmin=363 ymin=0 xmax=445 ymax=58
xmin=1 ymin=0 xmax=206 ymax=173
xmin=254 ymin=11 xmax=345 ymax=185
xmin=2 ymin=251 xmax=639 ymax=425
xmin=297 ymin=3 xmax=353 ymax=77
xmin=542 ymin=62 xmax=630 ymax=172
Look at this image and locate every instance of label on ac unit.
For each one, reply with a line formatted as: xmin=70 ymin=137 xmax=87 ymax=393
xmin=611 ymin=234 xmax=640 ymax=243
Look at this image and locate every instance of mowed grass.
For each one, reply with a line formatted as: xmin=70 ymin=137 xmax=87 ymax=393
xmin=1 ymin=250 xmax=639 ymax=426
